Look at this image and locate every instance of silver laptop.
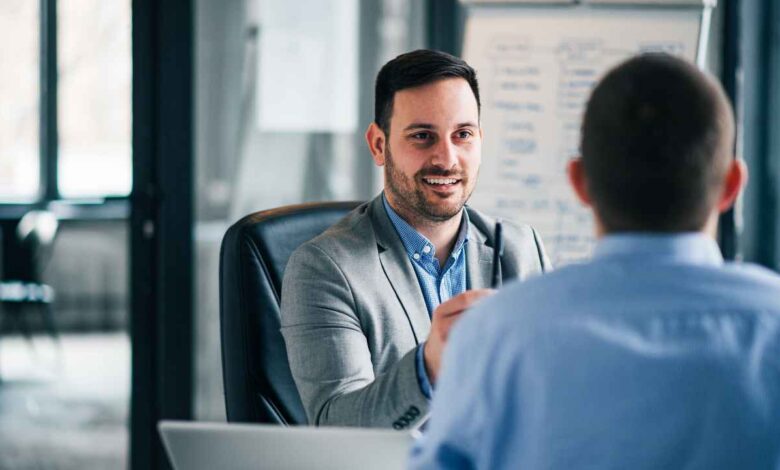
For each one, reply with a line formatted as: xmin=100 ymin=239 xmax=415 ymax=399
xmin=158 ymin=420 xmax=415 ymax=470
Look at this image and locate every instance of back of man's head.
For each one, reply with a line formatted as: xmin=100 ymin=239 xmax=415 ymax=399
xmin=374 ymin=49 xmax=480 ymax=134
xmin=581 ymin=53 xmax=734 ymax=233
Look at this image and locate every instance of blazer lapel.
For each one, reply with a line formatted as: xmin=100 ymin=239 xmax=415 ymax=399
xmin=466 ymin=222 xmax=496 ymax=290
xmin=369 ymin=196 xmax=431 ymax=343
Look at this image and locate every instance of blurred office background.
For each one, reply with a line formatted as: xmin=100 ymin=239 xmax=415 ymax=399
xmin=0 ymin=0 xmax=130 ymax=468
xmin=0 ymin=0 xmax=778 ymax=469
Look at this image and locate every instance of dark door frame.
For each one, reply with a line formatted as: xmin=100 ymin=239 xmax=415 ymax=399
xmin=427 ymin=0 xmax=463 ymax=56
xmin=740 ymin=0 xmax=780 ymax=269
xmin=718 ymin=0 xmax=740 ymax=260
xmin=130 ymin=0 xmax=194 ymax=469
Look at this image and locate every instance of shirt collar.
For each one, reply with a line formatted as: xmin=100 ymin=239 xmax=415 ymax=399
xmin=593 ymin=232 xmax=724 ymax=266
xmin=382 ymin=193 xmax=470 ymax=261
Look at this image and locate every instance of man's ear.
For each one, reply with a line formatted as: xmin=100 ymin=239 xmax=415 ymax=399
xmin=365 ymin=122 xmax=387 ymax=166
xmin=717 ymin=158 xmax=748 ymax=213
xmin=567 ymin=158 xmax=592 ymax=207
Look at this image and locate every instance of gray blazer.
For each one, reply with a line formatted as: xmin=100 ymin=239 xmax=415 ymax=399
xmin=280 ymin=195 xmax=549 ymax=428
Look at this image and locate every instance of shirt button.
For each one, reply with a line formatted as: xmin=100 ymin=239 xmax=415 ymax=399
xmin=422 ymin=245 xmax=431 ymax=254
xmin=413 ymin=253 xmax=421 ymax=260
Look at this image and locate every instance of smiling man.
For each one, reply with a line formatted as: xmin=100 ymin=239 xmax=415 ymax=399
xmin=280 ymin=50 xmax=549 ymax=429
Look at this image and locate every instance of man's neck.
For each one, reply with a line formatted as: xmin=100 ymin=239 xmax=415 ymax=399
xmin=593 ymin=211 xmax=719 ymax=240
xmin=386 ymin=197 xmax=464 ymax=265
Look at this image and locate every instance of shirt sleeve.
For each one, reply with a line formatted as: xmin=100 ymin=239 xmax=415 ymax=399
xmin=415 ymin=342 xmax=433 ymax=399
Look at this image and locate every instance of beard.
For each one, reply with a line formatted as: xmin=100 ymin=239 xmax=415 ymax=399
xmin=383 ymin=143 xmax=473 ymax=223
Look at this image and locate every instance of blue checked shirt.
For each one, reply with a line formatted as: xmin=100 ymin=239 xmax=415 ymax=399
xmin=382 ymin=195 xmax=469 ymax=399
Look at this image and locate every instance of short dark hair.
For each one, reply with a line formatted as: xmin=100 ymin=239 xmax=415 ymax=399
xmin=581 ymin=53 xmax=734 ymax=232
xmin=374 ymin=49 xmax=480 ymax=134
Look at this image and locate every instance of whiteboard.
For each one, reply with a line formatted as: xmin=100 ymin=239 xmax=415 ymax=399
xmin=463 ymin=6 xmax=704 ymax=266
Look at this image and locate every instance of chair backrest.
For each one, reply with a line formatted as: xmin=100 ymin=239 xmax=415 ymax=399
xmin=7 ymin=210 xmax=59 ymax=282
xmin=219 ymin=201 xmax=361 ymax=425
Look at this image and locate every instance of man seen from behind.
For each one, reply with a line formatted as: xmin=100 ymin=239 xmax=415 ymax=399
xmin=411 ymin=53 xmax=780 ymax=469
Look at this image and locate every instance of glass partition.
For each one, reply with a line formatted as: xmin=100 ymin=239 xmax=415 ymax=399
xmin=193 ymin=0 xmax=426 ymax=420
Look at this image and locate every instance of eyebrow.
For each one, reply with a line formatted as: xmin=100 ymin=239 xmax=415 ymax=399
xmin=456 ymin=121 xmax=479 ymax=129
xmin=403 ymin=123 xmax=435 ymax=131
xmin=403 ymin=122 xmax=479 ymax=131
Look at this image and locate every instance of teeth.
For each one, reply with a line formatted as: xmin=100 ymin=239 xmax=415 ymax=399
xmin=425 ymin=178 xmax=459 ymax=185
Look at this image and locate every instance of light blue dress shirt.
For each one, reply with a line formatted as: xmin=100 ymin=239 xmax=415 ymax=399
xmin=382 ymin=195 xmax=469 ymax=399
xmin=410 ymin=233 xmax=780 ymax=469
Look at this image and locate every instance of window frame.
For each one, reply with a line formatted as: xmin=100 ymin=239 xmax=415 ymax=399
xmin=0 ymin=0 xmax=130 ymax=221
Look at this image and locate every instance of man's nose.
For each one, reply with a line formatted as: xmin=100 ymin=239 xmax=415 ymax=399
xmin=430 ymin=139 xmax=458 ymax=170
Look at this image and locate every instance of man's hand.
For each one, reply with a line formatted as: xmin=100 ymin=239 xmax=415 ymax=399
xmin=423 ymin=289 xmax=495 ymax=385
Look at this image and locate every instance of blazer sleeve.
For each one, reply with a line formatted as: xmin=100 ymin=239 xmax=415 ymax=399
xmin=280 ymin=242 xmax=429 ymax=428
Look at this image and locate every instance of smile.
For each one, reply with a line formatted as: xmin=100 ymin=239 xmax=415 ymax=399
xmin=422 ymin=177 xmax=461 ymax=185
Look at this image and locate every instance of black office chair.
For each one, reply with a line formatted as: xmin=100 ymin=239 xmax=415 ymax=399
xmin=0 ymin=210 xmax=59 ymax=342
xmin=219 ymin=201 xmax=361 ymax=425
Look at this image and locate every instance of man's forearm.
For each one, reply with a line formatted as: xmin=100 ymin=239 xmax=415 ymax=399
xmin=307 ymin=348 xmax=429 ymax=429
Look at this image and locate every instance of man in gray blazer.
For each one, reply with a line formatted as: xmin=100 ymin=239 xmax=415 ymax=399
xmin=281 ymin=50 xmax=549 ymax=429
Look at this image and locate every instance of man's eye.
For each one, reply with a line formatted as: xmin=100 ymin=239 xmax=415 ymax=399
xmin=411 ymin=132 xmax=431 ymax=141
xmin=457 ymin=130 xmax=473 ymax=139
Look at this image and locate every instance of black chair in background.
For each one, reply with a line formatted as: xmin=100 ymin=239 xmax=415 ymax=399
xmin=0 ymin=210 xmax=60 ymax=343
xmin=219 ymin=201 xmax=360 ymax=425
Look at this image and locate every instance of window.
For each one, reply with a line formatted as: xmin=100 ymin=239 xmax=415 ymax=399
xmin=0 ymin=0 xmax=131 ymax=205
xmin=58 ymin=0 xmax=132 ymax=198
xmin=0 ymin=1 xmax=40 ymax=201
